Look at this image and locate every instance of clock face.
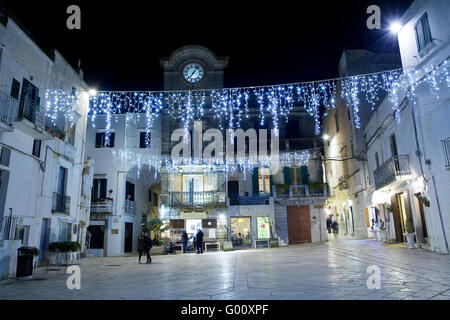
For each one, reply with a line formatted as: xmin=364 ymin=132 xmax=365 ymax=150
xmin=183 ymin=63 xmax=205 ymax=83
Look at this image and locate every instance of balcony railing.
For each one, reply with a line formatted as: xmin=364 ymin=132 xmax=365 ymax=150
xmin=374 ymin=155 xmax=411 ymax=190
xmin=91 ymin=199 xmax=114 ymax=214
xmin=52 ymin=193 xmax=71 ymax=214
xmin=0 ymin=90 xmax=19 ymax=126
xmin=124 ymin=200 xmax=136 ymax=215
xmin=273 ymin=184 xmax=327 ymax=198
xmin=171 ymin=192 xmax=225 ymax=207
xmin=229 ymin=196 xmax=270 ymax=206
xmin=442 ymin=137 xmax=450 ymax=169
xmin=18 ymin=97 xmax=46 ymax=130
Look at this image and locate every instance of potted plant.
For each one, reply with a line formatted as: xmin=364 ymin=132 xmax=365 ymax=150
xmin=49 ymin=241 xmax=81 ymax=265
xmin=403 ymin=219 xmax=416 ymax=249
xmin=275 ymin=184 xmax=290 ymax=197
xmin=379 ymin=220 xmax=388 ymax=243
xmin=416 ymin=194 xmax=430 ymax=207
xmin=146 ymin=218 xmax=169 ymax=254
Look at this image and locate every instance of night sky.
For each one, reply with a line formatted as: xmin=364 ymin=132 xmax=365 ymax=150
xmin=1 ymin=0 xmax=413 ymax=91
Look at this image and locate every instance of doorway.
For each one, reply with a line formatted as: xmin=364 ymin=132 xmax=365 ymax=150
xmin=391 ymin=191 xmax=414 ymax=242
xmin=287 ymin=205 xmax=311 ymax=244
xmin=415 ymin=193 xmax=428 ymax=240
xmin=124 ymin=222 xmax=133 ymax=253
xmin=87 ymin=225 xmax=104 ymax=249
xmin=38 ymin=218 xmax=50 ymax=264
xmin=230 ymin=217 xmax=251 ymax=248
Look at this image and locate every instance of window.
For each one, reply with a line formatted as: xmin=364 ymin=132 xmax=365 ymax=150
xmin=92 ymin=179 xmax=107 ymax=200
xmin=57 ymin=167 xmax=67 ymax=196
xmin=95 ymin=132 xmax=115 ymax=148
xmin=67 ymin=122 xmax=76 ymax=146
xmin=258 ymin=168 xmax=271 ymax=195
xmin=32 ymin=140 xmax=41 ymax=158
xmin=290 ymin=168 xmax=302 ymax=185
xmin=0 ymin=147 xmax=11 ymax=166
xmin=335 ymin=112 xmax=339 ymax=132
xmin=153 ymin=193 xmax=158 ymax=207
xmin=59 ymin=222 xmax=72 ymax=241
xmin=415 ymin=12 xmax=432 ymax=53
xmin=11 ymin=79 xmax=21 ymax=99
xmin=125 ymin=181 xmax=135 ymax=202
xmin=375 ymin=152 xmax=380 ymax=169
xmin=140 ymin=132 xmax=151 ymax=148
xmin=14 ymin=225 xmax=30 ymax=246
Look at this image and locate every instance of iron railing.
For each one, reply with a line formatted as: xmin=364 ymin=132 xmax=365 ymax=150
xmin=124 ymin=200 xmax=136 ymax=215
xmin=52 ymin=192 xmax=71 ymax=214
xmin=18 ymin=97 xmax=46 ymax=130
xmin=229 ymin=196 xmax=270 ymax=206
xmin=273 ymin=184 xmax=326 ymax=198
xmin=442 ymin=137 xmax=450 ymax=169
xmin=0 ymin=90 xmax=19 ymax=125
xmin=90 ymin=199 xmax=114 ymax=213
xmin=171 ymin=191 xmax=225 ymax=207
xmin=374 ymin=155 xmax=411 ymax=190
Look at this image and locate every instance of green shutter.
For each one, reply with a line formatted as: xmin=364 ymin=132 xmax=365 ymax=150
xmin=269 ymin=173 xmax=274 ymax=196
xmin=283 ymin=167 xmax=291 ymax=185
xmin=252 ymin=168 xmax=259 ymax=196
xmin=301 ymin=166 xmax=309 ymax=185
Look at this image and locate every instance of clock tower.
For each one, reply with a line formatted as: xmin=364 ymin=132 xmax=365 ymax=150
xmin=160 ymin=45 xmax=228 ymax=91
xmin=160 ymin=46 xmax=228 ymax=154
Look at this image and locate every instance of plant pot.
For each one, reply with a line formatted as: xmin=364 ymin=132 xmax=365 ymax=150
xmin=403 ymin=232 xmax=416 ymax=249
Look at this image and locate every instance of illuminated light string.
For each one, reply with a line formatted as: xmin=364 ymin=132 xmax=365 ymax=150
xmin=110 ymin=149 xmax=311 ymax=177
xmin=44 ymin=58 xmax=450 ymax=142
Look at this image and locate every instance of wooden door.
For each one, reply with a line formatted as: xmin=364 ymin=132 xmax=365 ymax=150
xmin=391 ymin=195 xmax=404 ymax=242
xmin=287 ymin=206 xmax=311 ymax=244
xmin=124 ymin=222 xmax=133 ymax=253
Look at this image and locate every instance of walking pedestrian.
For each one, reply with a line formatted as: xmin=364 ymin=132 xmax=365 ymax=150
xmin=143 ymin=232 xmax=152 ymax=264
xmin=138 ymin=232 xmax=145 ymax=264
xmin=196 ymin=228 xmax=204 ymax=254
xmin=326 ymin=216 xmax=332 ymax=234
xmin=181 ymin=231 xmax=188 ymax=254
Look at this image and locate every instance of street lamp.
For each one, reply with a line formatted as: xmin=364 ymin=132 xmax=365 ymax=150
xmin=323 ymin=134 xmax=330 ymax=141
xmin=88 ymin=89 xmax=98 ymax=96
xmin=389 ymin=21 xmax=403 ymax=34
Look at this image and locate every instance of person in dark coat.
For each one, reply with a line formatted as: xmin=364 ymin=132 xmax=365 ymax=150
xmin=326 ymin=216 xmax=332 ymax=234
xmin=181 ymin=231 xmax=189 ymax=253
xmin=143 ymin=232 xmax=152 ymax=263
xmin=138 ymin=232 xmax=145 ymax=264
xmin=195 ymin=228 xmax=204 ymax=254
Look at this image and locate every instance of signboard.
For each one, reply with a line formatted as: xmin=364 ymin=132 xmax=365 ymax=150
xmin=209 ymin=228 xmax=216 ymax=239
xmin=257 ymin=217 xmax=270 ymax=239
xmin=111 ymin=229 xmax=119 ymax=234
xmin=181 ymin=212 xmax=206 ymax=219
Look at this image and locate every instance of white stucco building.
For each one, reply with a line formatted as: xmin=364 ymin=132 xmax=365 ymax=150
xmin=364 ymin=0 xmax=450 ymax=253
xmin=0 ymin=13 xmax=91 ymax=279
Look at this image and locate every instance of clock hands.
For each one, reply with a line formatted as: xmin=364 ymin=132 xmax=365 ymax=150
xmin=188 ymin=67 xmax=199 ymax=80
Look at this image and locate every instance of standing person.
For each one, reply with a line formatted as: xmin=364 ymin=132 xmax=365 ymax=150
xmin=196 ymin=228 xmax=204 ymax=254
xmin=181 ymin=231 xmax=189 ymax=254
xmin=326 ymin=216 xmax=332 ymax=234
xmin=332 ymin=220 xmax=339 ymax=235
xmin=143 ymin=232 xmax=152 ymax=264
xmin=138 ymin=232 xmax=145 ymax=264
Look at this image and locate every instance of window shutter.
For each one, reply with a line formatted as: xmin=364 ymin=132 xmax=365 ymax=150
xmin=283 ymin=167 xmax=291 ymax=185
xmin=269 ymin=173 xmax=274 ymax=197
xmin=109 ymin=133 xmax=115 ymax=147
xmin=95 ymin=133 xmax=102 ymax=148
xmin=301 ymin=166 xmax=309 ymax=185
xmin=252 ymin=168 xmax=259 ymax=196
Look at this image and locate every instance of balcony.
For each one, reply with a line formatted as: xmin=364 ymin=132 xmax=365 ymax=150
xmin=124 ymin=200 xmax=136 ymax=216
xmin=273 ymin=184 xmax=327 ymax=198
xmin=0 ymin=90 xmax=19 ymax=131
xmin=171 ymin=191 xmax=226 ymax=207
xmin=374 ymin=155 xmax=411 ymax=190
xmin=229 ymin=196 xmax=270 ymax=206
xmin=91 ymin=199 xmax=114 ymax=214
xmin=18 ymin=97 xmax=46 ymax=130
xmin=52 ymin=193 xmax=71 ymax=215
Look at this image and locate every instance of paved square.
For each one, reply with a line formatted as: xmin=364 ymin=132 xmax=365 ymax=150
xmin=1 ymin=240 xmax=450 ymax=300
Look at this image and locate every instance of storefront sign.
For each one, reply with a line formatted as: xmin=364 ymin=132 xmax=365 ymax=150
xmin=181 ymin=212 xmax=206 ymax=219
xmin=111 ymin=229 xmax=119 ymax=234
xmin=257 ymin=217 xmax=270 ymax=239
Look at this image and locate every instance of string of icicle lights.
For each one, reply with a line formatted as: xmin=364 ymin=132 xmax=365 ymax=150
xmin=111 ymin=149 xmax=312 ymax=180
xmin=43 ymin=58 xmax=450 ymax=167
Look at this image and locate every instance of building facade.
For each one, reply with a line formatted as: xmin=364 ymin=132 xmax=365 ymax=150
xmin=363 ymin=0 xmax=450 ymax=253
xmin=0 ymin=12 xmax=91 ymax=278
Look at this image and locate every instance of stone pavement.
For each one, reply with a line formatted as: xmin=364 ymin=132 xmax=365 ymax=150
xmin=1 ymin=240 xmax=450 ymax=300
